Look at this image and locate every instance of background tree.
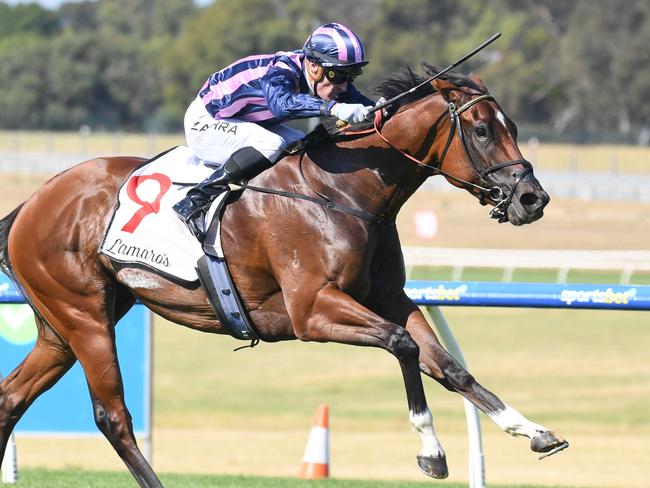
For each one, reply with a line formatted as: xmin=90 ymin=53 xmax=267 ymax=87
xmin=0 ymin=2 xmax=60 ymax=39
xmin=0 ymin=0 xmax=648 ymax=143
xmin=159 ymin=0 xmax=299 ymax=125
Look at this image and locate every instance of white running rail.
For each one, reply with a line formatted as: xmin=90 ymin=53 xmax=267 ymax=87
xmin=402 ymin=247 xmax=650 ymax=283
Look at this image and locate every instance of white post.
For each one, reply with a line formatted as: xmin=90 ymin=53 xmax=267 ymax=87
xmin=0 ymin=373 xmax=17 ymax=484
xmin=1 ymin=432 xmax=17 ymax=484
xmin=425 ymin=306 xmax=486 ymax=488
xmin=144 ymin=309 xmax=153 ymax=466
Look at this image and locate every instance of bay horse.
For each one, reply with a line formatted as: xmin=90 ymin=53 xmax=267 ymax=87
xmin=0 ymin=66 xmax=563 ymax=487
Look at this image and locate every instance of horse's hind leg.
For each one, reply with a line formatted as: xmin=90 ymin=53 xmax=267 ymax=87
xmin=0 ymin=317 xmax=76 ymax=462
xmin=71 ymin=324 xmax=162 ymax=487
xmin=52 ymin=290 xmax=162 ymax=488
xmin=17 ymin=284 xmax=160 ymax=487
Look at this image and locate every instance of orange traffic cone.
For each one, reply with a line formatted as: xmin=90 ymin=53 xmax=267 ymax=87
xmin=299 ymin=404 xmax=329 ymax=479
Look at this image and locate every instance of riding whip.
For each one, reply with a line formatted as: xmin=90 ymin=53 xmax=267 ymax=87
xmin=369 ymin=32 xmax=501 ymax=115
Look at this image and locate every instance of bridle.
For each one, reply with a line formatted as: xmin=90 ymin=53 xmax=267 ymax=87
xmin=374 ymin=93 xmax=533 ymax=222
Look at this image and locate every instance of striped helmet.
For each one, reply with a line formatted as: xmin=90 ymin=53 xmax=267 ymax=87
xmin=303 ymin=23 xmax=368 ymax=73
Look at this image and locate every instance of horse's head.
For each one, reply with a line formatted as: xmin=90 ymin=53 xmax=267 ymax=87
xmin=378 ymin=66 xmax=549 ymax=226
xmin=429 ymin=74 xmax=549 ymax=225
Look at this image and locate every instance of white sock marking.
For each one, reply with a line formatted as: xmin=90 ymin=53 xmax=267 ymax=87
xmin=489 ymin=404 xmax=549 ymax=438
xmin=409 ymin=408 xmax=445 ymax=458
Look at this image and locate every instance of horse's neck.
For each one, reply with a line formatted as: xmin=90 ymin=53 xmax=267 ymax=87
xmin=301 ymin=135 xmax=427 ymax=221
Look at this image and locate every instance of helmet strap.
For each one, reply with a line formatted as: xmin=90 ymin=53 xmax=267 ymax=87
xmin=305 ymin=61 xmax=325 ymax=98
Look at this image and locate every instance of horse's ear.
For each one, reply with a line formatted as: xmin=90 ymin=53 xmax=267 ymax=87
xmin=469 ymin=72 xmax=488 ymax=92
xmin=431 ymin=78 xmax=461 ymax=103
xmin=431 ymin=78 xmax=456 ymax=93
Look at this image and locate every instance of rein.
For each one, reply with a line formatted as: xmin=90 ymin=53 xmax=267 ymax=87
xmin=238 ymin=89 xmax=532 ymax=226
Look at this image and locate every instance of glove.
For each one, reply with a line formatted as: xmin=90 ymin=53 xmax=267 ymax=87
xmin=375 ymin=96 xmax=396 ymax=119
xmin=331 ymin=103 xmax=372 ymax=125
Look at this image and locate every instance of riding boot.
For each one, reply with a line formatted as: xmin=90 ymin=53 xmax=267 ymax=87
xmin=173 ymin=146 xmax=274 ymax=240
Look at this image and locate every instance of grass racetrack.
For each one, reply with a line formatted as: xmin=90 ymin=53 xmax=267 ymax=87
xmin=1 ymin=140 xmax=648 ymax=487
xmin=13 ymin=469 xmax=588 ymax=488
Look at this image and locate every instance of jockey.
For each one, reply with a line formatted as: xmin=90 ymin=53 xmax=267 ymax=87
xmin=173 ymin=22 xmax=374 ymax=239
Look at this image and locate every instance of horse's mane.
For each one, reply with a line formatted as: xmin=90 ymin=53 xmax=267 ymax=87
xmin=306 ymin=63 xmax=483 ymax=145
xmin=374 ymin=63 xmax=483 ymax=109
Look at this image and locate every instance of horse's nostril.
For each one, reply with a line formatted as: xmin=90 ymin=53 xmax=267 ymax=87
xmin=520 ymin=193 xmax=539 ymax=207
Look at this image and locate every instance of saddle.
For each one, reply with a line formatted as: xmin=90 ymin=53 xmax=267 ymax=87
xmin=99 ymin=146 xmax=259 ymax=346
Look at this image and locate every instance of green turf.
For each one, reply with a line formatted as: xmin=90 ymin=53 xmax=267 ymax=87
xmin=14 ymin=468 xmax=593 ymax=488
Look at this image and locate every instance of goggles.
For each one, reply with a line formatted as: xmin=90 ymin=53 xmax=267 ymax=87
xmin=324 ymin=68 xmax=359 ymax=85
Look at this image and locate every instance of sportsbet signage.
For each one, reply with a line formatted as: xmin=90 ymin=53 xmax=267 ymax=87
xmin=0 ymin=273 xmax=151 ymax=435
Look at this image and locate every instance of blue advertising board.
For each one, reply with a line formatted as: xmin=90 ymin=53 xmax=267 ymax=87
xmin=405 ymin=280 xmax=650 ymax=310
xmin=0 ymin=273 xmax=151 ymax=435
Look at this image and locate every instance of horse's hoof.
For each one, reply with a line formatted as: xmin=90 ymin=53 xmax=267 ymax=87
xmin=531 ymin=431 xmax=569 ymax=459
xmin=417 ymin=454 xmax=448 ymax=479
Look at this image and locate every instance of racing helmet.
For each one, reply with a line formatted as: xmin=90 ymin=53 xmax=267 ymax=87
xmin=303 ymin=23 xmax=368 ymax=75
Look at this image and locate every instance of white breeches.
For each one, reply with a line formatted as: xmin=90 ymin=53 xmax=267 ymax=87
xmin=184 ymin=96 xmax=304 ymax=166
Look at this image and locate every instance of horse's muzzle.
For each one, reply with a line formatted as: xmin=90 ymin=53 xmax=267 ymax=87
xmin=505 ymin=175 xmax=550 ymax=226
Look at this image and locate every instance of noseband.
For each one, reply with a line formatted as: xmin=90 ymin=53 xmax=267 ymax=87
xmin=375 ymin=93 xmax=533 ymax=222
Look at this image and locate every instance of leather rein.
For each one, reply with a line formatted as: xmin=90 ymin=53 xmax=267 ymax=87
xmin=241 ymin=92 xmax=532 ymax=225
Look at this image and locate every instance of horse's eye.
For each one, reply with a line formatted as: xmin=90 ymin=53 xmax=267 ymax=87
xmin=475 ymin=126 xmax=488 ymax=139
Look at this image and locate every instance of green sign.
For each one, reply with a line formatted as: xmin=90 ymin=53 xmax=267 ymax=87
xmin=0 ymin=304 xmax=37 ymax=345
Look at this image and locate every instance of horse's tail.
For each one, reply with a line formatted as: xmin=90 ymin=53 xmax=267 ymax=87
xmin=0 ymin=204 xmax=24 ymax=278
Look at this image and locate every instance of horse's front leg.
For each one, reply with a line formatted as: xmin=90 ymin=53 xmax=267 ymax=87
xmin=286 ymin=283 xmax=449 ymax=479
xmin=400 ymin=299 xmax=568 ymax=458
